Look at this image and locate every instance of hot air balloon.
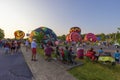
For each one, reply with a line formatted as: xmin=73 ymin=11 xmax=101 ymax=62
xmin=66 ymin=32 xmax=82 ymax=42
xmin=29 ymin=27 xmax=57 ymax=43
xmin=69 ymin=32 xmax=82 ymax=42
xmin=84 ymin=33 xmax=97 ymax=42
xmin=69 ymin=27 xmax=81 ymax=34
xmin=14 ymin=30 xmax=25 ymax=39
xmin=66 ymin=26 xmax=82 ymax=42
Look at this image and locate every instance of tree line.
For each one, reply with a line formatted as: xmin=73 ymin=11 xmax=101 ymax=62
xmin=0 ymin=28 xmax=120 ymax=44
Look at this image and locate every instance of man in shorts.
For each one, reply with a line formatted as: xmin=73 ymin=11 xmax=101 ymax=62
xmin=31 ymin=39 xmax=37 ymax=61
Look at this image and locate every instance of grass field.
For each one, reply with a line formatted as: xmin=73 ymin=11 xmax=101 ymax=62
xmin=69 ymin=59 xmax=120 ymax=80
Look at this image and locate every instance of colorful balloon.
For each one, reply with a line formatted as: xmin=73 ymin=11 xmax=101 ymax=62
xmin=66 ymin=27 xmax=82 ymax=42
xmin=14 ymin=30 xmax=25 ymax=39
xmin=69 ymin=32 xmax=82 ymax=42
xmin=66 ymin=32 xmax=82 ymax=42
xmin=69 ymin=27 xmax=81 ymax=34
xmin=29 ymin=27 xmax=57 ymax=42
xmin=84 ymin=33 xmax=97 ymax=42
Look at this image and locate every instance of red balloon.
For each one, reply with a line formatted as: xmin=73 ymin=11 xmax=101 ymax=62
xmin=69 ymin=32 xmax=82 ymax=42
xmin=84 ymin=33 xmax=97 ymax=42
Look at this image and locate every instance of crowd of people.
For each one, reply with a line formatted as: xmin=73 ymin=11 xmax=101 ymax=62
xmin=43 ymin=44 xmax=77 ymax=64
xmin=41 ymin=41 xmax=120 ymax=65
xmin=0 ymin=39 xmax=21 ymax=54
xmin=1 ymin=39 xmax=120 ymax=65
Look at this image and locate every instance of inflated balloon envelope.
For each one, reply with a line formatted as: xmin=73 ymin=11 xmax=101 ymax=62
xmin=69 ymin=27 xmax=81 ymax=34
xmin=84 ymin=33 xmax=97 ymax=42
xmin=14 ymin=30 xmax=25 ymax=39
xmin=29 ymin=27 xmax=57 ymax=42
xmin=66 ymin=26 xmax=82 ymax=42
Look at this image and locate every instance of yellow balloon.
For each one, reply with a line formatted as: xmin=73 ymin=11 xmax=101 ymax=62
xmin=14 ymin=30 xmax=25 ymax=39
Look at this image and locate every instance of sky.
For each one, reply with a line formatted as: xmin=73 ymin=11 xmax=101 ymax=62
xmin=0 ymin=0 xmax=120 ymax=38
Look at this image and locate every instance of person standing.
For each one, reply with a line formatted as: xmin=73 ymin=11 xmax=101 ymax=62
xmin=77 ymin=46 xmax=84 ymax=59
xmin=55 ymin=46 xmax=60 ymax=60
xmin=98 ymin=48 xmax=104 ymax=56
xmin=44 ymin=44 xmax=54 ymax=61
xmin=25 ymin=40 xmax=29 ymax=51
xmin=14 ymin=40 xmax=18 ymax=53
xmin=4 ymin=41 xmax=10 ymax=54
xmin=31 ymin=39 xmax=37 ymax=61
xmin=68 ymin=47 xmax=74 ymax=64
xmin=11 ymin=40 xmax=15 ymax=54
xmin=114 ymin=50 xmax=120 ymax=63
xmin=64 ymin=46 xmax=69 ymax=64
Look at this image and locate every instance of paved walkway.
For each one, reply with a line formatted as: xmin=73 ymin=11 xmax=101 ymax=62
xmin=21 ymin=45 xmax=77 ymax=80
xmin=0 ymin=48 xmax=33 ymax=80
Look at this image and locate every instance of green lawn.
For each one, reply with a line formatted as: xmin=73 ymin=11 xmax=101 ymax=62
xmin=69 ymin=59 xmax=120 ymax=80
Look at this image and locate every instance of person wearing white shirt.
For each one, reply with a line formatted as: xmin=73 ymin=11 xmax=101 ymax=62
xmin=31 ymin=39 xmax=37 ymax=61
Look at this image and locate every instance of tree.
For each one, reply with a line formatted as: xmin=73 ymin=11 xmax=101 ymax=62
xmin=99 ymin=33 xmax=106 ymax=41
xmin=34 ymin=32 xmax=44 ymax=44
xmin=117 ymin=27 xmax=120 ymax=31
xmin=57 ymin=35 xmax=66 ymax=41
xmin=0 ymin=28 xmax=4 ymax=39
xmin=81 ymin=34 xmax=86 ymax=40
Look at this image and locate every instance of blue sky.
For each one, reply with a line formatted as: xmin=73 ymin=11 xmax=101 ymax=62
xmin=0 ymin=0 xmax=120 ymax=38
